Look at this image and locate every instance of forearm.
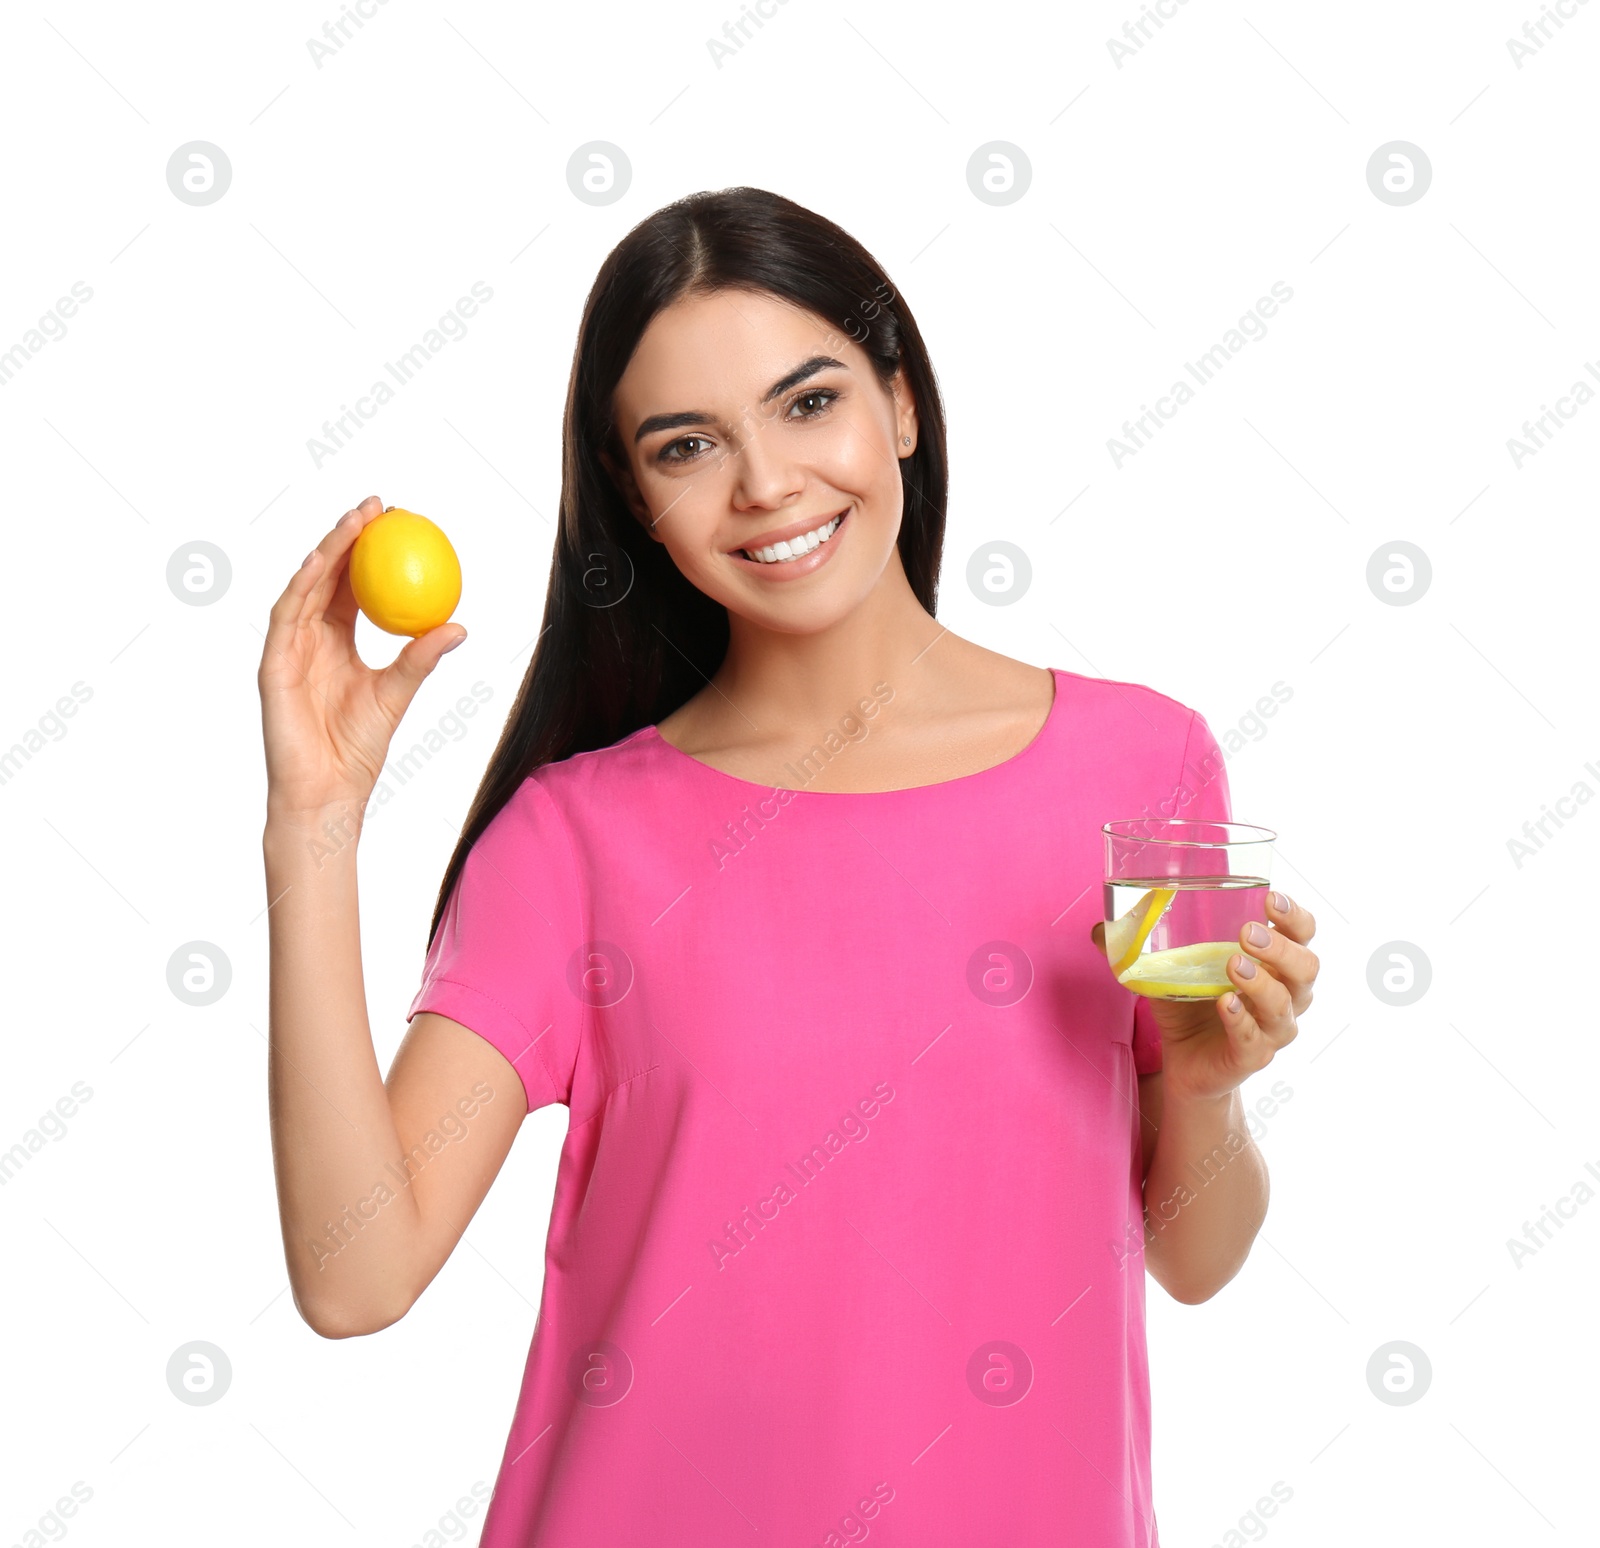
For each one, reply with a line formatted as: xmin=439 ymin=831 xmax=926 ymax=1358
xmin=1141 ymin=1087 xmax=1269 ymax=1304
xmin=263 ymin=807 xmax=422 ymax=1336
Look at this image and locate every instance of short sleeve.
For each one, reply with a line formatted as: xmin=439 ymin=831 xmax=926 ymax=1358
xmin=1132 ymin=710 xmax=1234 ymax=1076
xmin=407 ymin=775 xmax=588 ymax=1115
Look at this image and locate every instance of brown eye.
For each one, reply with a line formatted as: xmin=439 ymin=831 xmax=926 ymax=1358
xmin=790 ymin=388 xmax=839 ymax=418
xmin=658 ymin=435 xmax=712 ymax=466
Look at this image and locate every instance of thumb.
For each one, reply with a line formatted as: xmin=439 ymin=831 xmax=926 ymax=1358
xmin=375 ymin=624 xmax=467 ymax=720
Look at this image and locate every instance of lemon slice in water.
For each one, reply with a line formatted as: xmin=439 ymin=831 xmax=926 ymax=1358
xmin=1104 ymin=886 xmax=1177 ymax=978
xmin=1116 ymin=940 xmax=1250 ymax=999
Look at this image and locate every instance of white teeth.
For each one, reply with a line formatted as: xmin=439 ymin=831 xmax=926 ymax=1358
xmin=742 ymin=513 xmax=843 ymax=564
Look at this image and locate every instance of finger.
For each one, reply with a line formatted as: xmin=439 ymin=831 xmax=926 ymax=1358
xmin=294 ymin=505 xmax=358 ymax=629
xmin=1266 ymin=890 xmax=1317 ymax=946
xmin=1090 ymin=920 xmax=1106 ymax=950
xmin=262 ymin=541 xmax=331 ymax=673
xmin=1217 ymin=980 xmax=1280 ymax=1072
xmin=1226 ymin=949 xmax=1298 ymax=1049
xmin=1240 ymin=916 xmax=1318 ymax=1016
xmin=302 ymin=495 xmax=384 ymax=627
xmin=373 ymin=624 xmax=468 ymax=723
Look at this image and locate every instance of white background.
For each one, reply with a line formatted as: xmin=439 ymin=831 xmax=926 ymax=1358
xmin=2 ymin=2 xmax=1596 ymax=1544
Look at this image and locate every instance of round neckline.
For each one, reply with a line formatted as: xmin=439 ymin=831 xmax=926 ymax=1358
xmin=642 ymin=667 xmax=1062 ymax=798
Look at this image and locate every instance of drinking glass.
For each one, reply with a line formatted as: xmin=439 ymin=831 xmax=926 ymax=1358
xmin=1101 ymin=818 xmax=1277 ymax=1000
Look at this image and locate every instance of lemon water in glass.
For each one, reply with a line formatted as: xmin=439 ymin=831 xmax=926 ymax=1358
xmin=1101 ymin=819 xmax=1276 ymax=999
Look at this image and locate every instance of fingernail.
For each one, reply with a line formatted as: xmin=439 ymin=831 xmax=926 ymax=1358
xmin=1245 ymin=921 xmax=1270 ymax=948
xmin=339 ymin=509 xmax=359 ymax=526
xmin=301 ymin=549 xmax=317 ymax=568
xmin=1270 ymin=891 xmax=1289 ymax=913
xmin=1234 ymin=954 xmax=1258 ymax=979
xmin=1225 ymin=993 xmax=1243 ymax=1013
xmin=442 ymin=633 xmax=466 ymax=652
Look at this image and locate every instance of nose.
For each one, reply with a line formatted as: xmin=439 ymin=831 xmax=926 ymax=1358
xmin=727 ymin=414 xmax=806 ymax=511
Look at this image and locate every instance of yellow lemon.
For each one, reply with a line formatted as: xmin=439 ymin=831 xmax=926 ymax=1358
xmin=1116 ymin=940 xmax=1255 ymax=999
xmin=349 ymin=508 xmax=462 ymax=638
xmin=1104 ymin=886 xmax=1177 ymax=978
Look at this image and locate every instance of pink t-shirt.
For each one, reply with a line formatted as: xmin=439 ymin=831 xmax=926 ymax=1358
xmin=407 ymin=666 xmax=1232 ymax=1546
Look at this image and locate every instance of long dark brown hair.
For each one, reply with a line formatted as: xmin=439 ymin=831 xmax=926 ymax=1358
xmin=424 ymin=186 xmax=950 ymax=951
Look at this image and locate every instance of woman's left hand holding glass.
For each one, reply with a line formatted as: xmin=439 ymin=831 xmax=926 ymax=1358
xmin=1095 ymin=891 xmax=1320 ymax=1104
xmin=1152 ymin=892 xmax=1318 ymax=1102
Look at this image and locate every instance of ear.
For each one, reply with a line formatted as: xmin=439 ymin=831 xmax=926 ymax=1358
xmin=599 ymin=445 xmax=660 ymax=539
xmin=890 ymin=365 xmax=919 ymax=457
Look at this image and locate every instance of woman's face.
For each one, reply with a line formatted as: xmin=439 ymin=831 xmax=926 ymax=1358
xmin=607 ymin=287 xmax=918 ymax=634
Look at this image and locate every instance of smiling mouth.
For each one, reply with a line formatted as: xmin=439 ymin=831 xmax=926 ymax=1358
xmin=735 ymin=509 xmax=848 ymax=564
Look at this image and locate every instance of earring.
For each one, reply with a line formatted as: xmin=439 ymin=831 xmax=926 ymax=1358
xmin=902 ymin=436 xmax=911 ymax=445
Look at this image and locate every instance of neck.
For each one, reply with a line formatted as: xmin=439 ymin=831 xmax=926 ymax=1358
xmin=712 ymin=550 xmax=942 ymax=728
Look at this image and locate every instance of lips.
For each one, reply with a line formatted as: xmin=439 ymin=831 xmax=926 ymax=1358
xmin=728 ymin=506 xmax=850 ymax=559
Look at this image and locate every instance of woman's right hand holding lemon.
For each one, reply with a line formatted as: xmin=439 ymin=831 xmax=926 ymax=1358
xmin=258 ymin=495 xmax=466 ymax=830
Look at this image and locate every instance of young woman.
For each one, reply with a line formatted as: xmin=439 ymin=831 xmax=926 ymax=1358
xmin=259 ymin=187 xmax=1319 ymax=1546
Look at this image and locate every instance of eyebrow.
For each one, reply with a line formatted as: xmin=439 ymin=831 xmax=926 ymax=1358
xmin=631 ymin=355 xmax=850 ymax=445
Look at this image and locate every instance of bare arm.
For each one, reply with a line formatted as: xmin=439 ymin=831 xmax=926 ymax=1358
xmin=263 ymin=813 xmax=527 ymax=1337
xmin=1122 ymin=893 xmax=1320 ymax=1304
xmin=259 ymin=493 xmax=522 ymax=1338
xmin=1136 ymin=1071 xmax=1268 ymax=1304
